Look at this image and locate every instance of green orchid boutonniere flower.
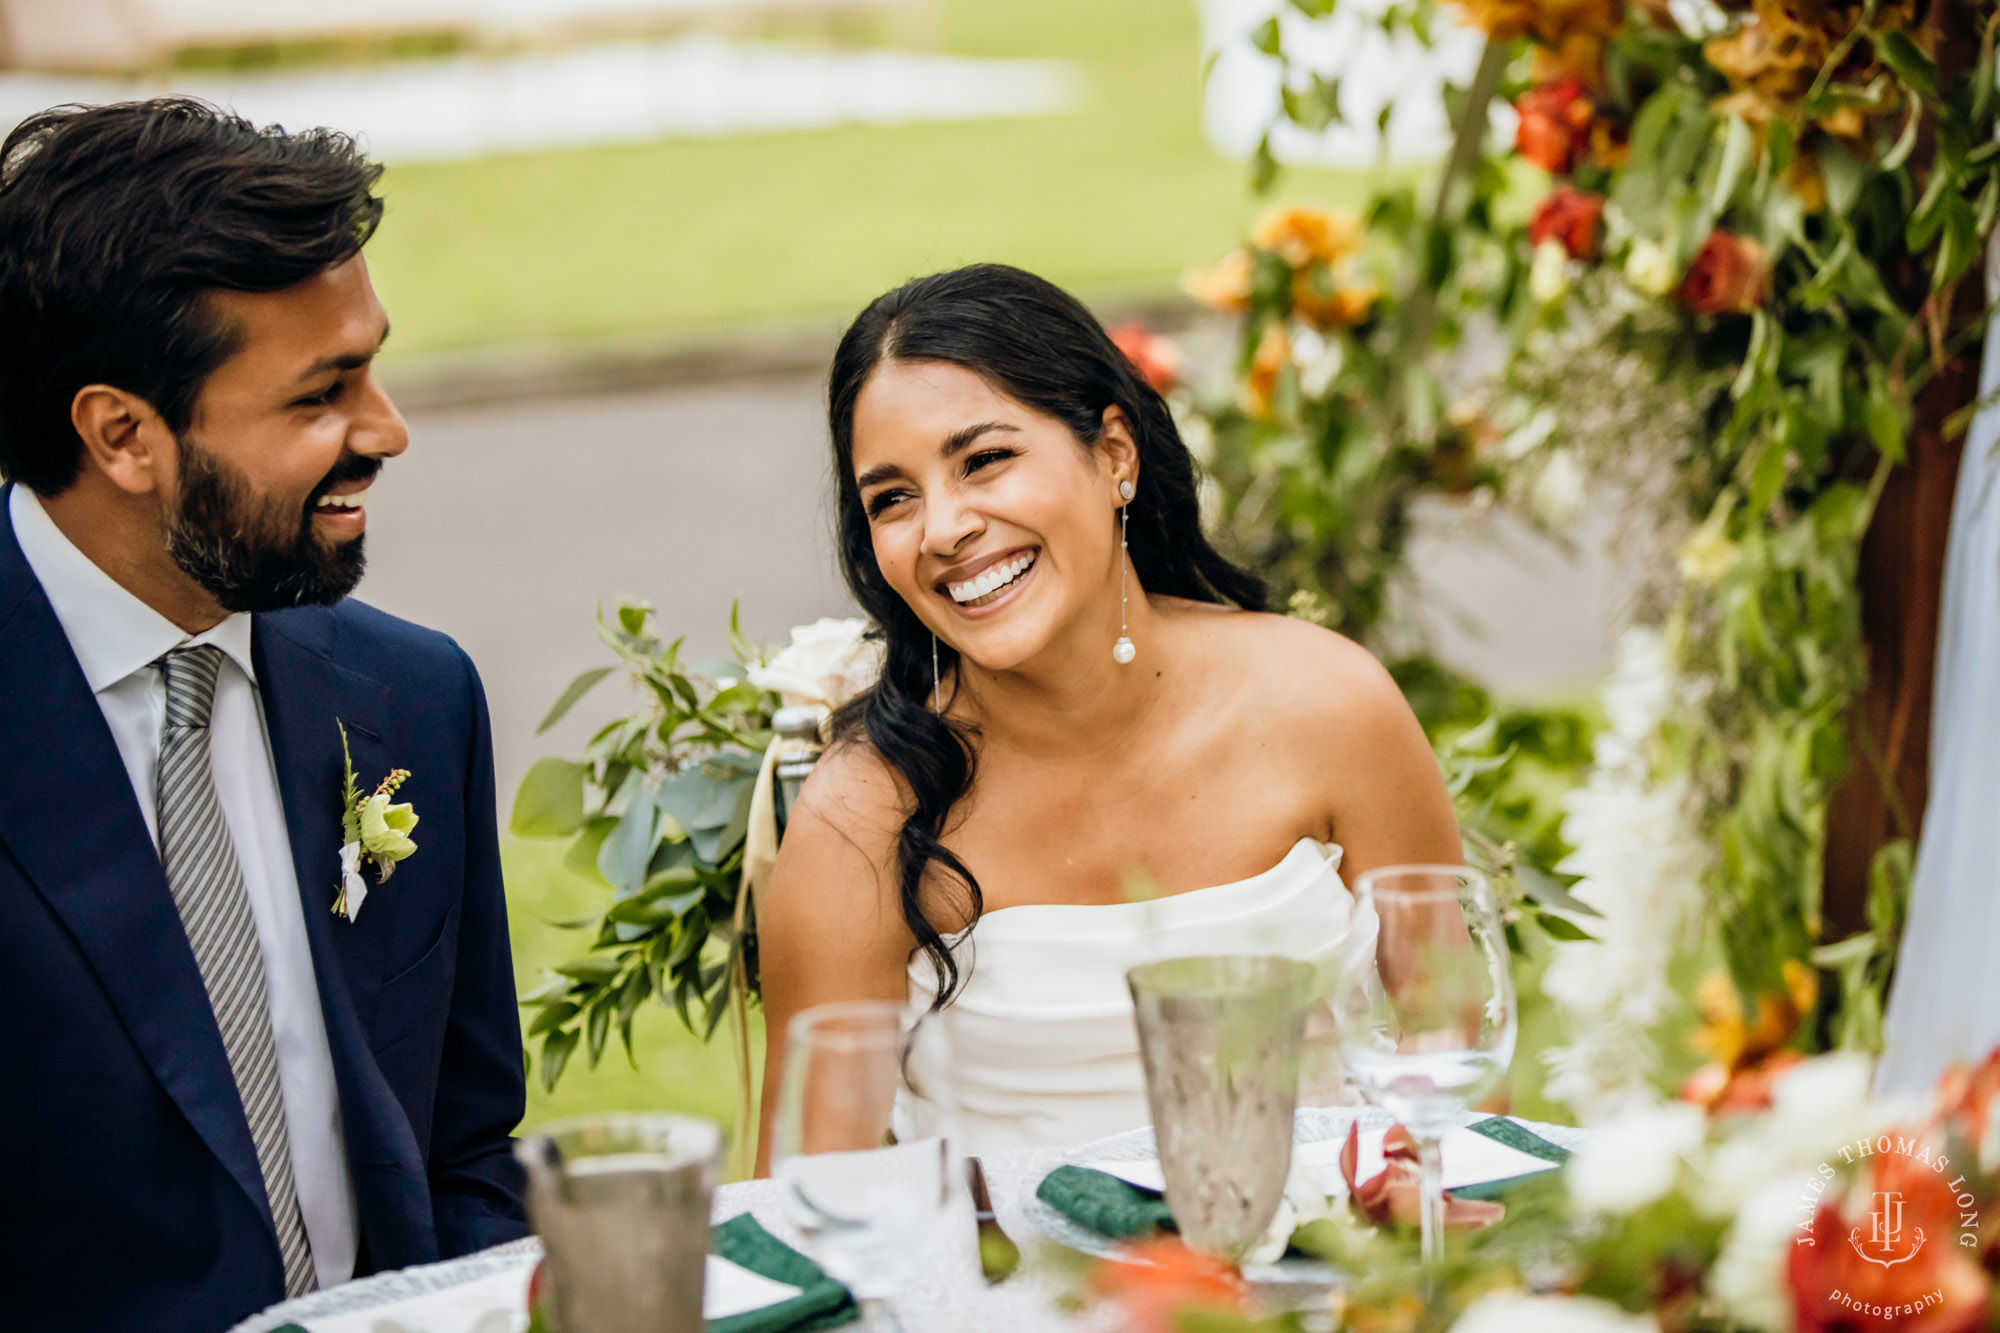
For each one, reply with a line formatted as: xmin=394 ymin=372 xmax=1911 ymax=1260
xmin=334 ymin=720 xmax=420 ymax=921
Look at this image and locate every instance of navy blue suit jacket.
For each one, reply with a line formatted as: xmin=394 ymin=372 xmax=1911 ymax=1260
xmin=0 ymin=486 xmax=529 ymax=1331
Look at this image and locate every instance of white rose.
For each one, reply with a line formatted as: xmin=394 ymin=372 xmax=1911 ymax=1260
xmin=745 ymin=617 xmax=883 ymax=709
xmin=1566 ymin=1100 xmax=1705 ymax=1215
xmin=1244 ymin=1153 xmax=1350 ymax=1265
xmin=1709 ymin=1180 xmax=1800 ymax=1333
xmin=1530 ymin=238 xmax=1573 ymax=304
xmin=1452 ymin=1292 xmax=1659 ymax=1333
xmin=1530 ymin=449 xmax=1587 ymax=527
xmin=1625 ymin=238 xmax=1679 ymax=297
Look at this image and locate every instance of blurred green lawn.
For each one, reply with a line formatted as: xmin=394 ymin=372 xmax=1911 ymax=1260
xmin=366 ymin=0 xmax=1380 ymax=356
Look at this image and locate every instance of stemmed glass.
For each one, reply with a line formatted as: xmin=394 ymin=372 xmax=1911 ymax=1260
xmin=1333 ymin=865 xmax=1516 ymax=1269
xmin=769 ymin=1000 xmax=964 ymax=1330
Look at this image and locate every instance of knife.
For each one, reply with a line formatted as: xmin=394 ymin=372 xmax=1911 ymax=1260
xmin=966 ymin=1156 xmax=1021 ymax=1283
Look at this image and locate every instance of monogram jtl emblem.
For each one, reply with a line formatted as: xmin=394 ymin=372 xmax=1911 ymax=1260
xmin=1849 ymin=1191 xmax=1927 ymax=1268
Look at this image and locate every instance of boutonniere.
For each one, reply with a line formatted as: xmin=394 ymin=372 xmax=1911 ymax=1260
xmin=334 ymin=720 xmax=419 ymax=921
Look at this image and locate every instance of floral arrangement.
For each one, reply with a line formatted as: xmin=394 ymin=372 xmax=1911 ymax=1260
xmin=509 ymin=605 xmax=879 ymax=1090
xmin=1187 ymin=0 xmax=2000 ymax=1112
xmin=1084 ymin=1048 xmax=2000 ymax=1333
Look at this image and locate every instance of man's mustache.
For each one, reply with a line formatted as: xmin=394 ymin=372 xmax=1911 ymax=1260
xmin=307 ymin=456 xmax=382 ymax=508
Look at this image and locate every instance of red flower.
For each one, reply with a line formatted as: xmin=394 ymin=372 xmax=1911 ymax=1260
xmin=1108 ymin=319 xmax=1184 ymax=394
xmin=1527 ymin=186 xmax=1606 ymax=259
xmin=1514 ymin=79 xmax=1596 ymax=174
xmin=1789 ymin=1146 xmax=1991 ymax=1333
xmin=1338 ymin=1122 xmax=1506 ymax=1230
xmin=1680 ymin=230 xmax=1770 ymax=315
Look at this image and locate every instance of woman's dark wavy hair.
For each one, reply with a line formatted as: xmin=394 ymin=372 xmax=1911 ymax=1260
xmin=826 ymin=263 xmax=1268 ymax=1008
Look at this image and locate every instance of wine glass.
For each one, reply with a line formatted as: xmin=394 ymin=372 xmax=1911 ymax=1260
xmin=1333 ymin=865 xmax=1516 ymax=1268
xmin=769 ymin=1000 xmax=964 ymax=1329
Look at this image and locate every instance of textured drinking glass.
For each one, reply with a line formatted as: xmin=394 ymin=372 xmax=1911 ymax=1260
xmin=1127 ymin=955 xmax=1313 ymax=1263
xmin=771 ymin=1000 xmax=963 ymax=1330
xmin=516 ymin=1112 xmax=722 ymax=1333
xmin=1334 ymin=866 xmax=1516 ymax=1269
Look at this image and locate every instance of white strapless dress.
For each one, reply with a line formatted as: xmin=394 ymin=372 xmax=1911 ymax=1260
xmin=900 ymin=838 xmax=1366 ymax=1154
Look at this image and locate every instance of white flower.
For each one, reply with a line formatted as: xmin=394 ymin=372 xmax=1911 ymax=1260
xmin=1708 ymin=1180 xmax=1801 ymax=1333
xmin=1244 ymin=1154 xmax=1350 ymax=1265
xmin=1530 ymin=449 xmax=1587 ymax=527
xmin=1566 ymin=1100 xmax=1705 ymax=1214
xmin=745 ymin=617 xmax=883 ymax=709
xmin=1452 ymin=1292 xmax=1659 ymax=1333
xmin=1625 ymin=238 xmax=1679 ymax=297
xmin=339 ymin=841 xmax=369 ymax=920
xmin=1530 ymin=238 xmax=1573 ymax=305
xmin=1698 ymin=1052 xmax=1893 ymax=1216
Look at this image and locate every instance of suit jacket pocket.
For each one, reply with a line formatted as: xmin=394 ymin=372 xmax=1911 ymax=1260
xmin=370 ymin=904 xmax=457 ymax=1055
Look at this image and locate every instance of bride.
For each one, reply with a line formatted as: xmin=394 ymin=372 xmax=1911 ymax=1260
xmin=756 ymin=263 xmax=1461 ymax=1161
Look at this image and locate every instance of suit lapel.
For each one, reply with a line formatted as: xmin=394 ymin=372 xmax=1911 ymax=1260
xmin=254 ymin=609 xmax=436 ymax=1263
xmin=0 ymin=490 xmax=277 ymax=1238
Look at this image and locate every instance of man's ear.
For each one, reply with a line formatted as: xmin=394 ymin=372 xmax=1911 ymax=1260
xmin=71 ymin=384 xmax=175 ymax=497
xmin=1100 ymin=404 xmax=1141 ymax=495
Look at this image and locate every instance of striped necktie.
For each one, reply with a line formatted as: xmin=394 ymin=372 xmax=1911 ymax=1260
xmin=156 ymin=645 xmax=317 ymax=1297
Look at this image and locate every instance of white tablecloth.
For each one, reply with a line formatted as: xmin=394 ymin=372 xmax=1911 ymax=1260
xmin=230 ymin=1108 xmax=1584 ymax=1333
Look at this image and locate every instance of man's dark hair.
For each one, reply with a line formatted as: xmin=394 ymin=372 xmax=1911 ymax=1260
xmin=0 ymin=98 xmax=385 ymax=496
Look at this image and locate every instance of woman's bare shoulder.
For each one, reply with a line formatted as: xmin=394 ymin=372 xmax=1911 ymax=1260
xmin=1206 ymin=609 xmax=1409 ymax=727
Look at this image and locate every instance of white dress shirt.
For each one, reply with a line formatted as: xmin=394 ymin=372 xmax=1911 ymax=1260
xmin=10 ymin=485 xmax=358 ymax=1288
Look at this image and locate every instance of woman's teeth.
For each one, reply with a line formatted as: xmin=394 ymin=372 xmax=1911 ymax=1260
xmin=315 ymin=488 xmax=368 ymax=511
xmin=948 ymin=552 xmax=1036 ymax=605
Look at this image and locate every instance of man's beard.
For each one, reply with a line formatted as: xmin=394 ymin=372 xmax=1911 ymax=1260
xmin=163 ymin=437 xmax=374 ymax=613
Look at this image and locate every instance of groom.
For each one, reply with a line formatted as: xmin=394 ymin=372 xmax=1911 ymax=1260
xmin=0 ymin=100 xmax=528 ymax=1329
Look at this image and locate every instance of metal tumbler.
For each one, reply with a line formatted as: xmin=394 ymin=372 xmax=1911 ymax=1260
xmin=516 ymin=1112 xmax=723 ymax=1333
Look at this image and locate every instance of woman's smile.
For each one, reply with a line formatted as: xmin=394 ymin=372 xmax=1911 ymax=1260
xmin=940 ymin=546 xmax=1040 ymax=616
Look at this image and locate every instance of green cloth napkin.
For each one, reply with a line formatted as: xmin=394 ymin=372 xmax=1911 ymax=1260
xmin=1035 ymin=1164 xmax=1178 ymax=1240
xmin=1450 ymin=1117 xmax=1572 ymax=1202
xmin=708 ymin=1213 xmax=859 ymax=1333
xmin=1036 ymin=1118 xmax=1573 ymax=1240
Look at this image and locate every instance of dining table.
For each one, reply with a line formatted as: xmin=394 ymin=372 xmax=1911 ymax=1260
xmin=228 ymin=1106 xmax=1585 ymax=1333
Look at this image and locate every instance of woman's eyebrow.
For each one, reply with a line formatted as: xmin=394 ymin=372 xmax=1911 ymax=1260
xmin=855 ymin=421 xmax=1021 ymax=491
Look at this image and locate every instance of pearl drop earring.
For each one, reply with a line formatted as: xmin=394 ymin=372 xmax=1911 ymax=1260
xmin=1114 ymin=480 xmax=1136 ymax=664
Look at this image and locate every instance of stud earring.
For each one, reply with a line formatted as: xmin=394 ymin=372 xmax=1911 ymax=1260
xmin=1114 ymin=483 xmax=1136 ymax=664
xmin=932 ymin=633 xmax=942 ymax=714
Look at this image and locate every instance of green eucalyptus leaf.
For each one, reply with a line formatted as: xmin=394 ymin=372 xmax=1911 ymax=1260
xmin=537 ymin=666 xmax=614 ymax=734
xmin=1252 ymin=15 xmax=1283 ymax=55
xmin=1536 ymin=912 xmax=1596 ymax=943
xmin=510 ymin=759 xmax=588 ymax=838
xmin=563 ymin=816 xmax=618 ymax=885
xmin=586 ymin=999 xmax=612 ymax=1066
xmin=553 ymin=955 xmax=623 ymax=984
xmin=528 ymin=1000 xmax=579 ymax=1038
xmin=1863 ymin=369 xmax=1909 ymax=463
xmin=539 ymin=1027 xmax=580 ymax=1092
xmin=1710 ymin=114 xmax=1755 ymax=218
xmin=1874 ymin=31 xmax=1939 ymax=101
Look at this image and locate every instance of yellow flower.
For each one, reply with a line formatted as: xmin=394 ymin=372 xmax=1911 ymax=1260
xmin=1291 ymin=267 xmax=1378 ymax=328
xmin=1691 ymin=960 xmax=1818 ymax=1070
xmin=1181 ymin=248 xmax=1254 ymax=313
xmin=1678 ymin=523 xmax=1740 ymax=586
xmin=1252 ymin=205 xmax=1364 ymax=269
xmin=359 ymin=793 xmax=419 ymax=863
xmin=1624 ymin=237 xmax=1678 ymax=296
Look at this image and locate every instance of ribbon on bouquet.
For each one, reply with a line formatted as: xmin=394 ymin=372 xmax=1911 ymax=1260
xmin=727 ymin=711 xmax=829 ymax=1178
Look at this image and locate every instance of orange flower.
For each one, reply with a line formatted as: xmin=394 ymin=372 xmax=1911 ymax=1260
xmin=1253 ymin=204 xmax=1364 ymax=269
xmin=1242 ymin=322 xmax=1292 ymax=420
xmin=1514 ymin=80 xmax=1596 ymax=174
xmin=1241 ymin=322 xmax=1291 ymax=420
xmin=1449 ymin=0 xmax=1624 ymax=48
xmin=1182 ymin=248 xmax=1254 ymax=313
xmin=1680 ymin=230 xmax=1771 ymax=315
xmin=1291 ymin=267 xmax=1378 ymax=329
xmin=1108 ymin=320 xmax=1184 ymax=394
xmin=1789 ymin=1149 xmax=1991 ymax=1333
xmin=1090 ymin=1237 xmax=1246 ymax=1333
xmin=1527 ymin=186 xmax=1605 ymax=259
